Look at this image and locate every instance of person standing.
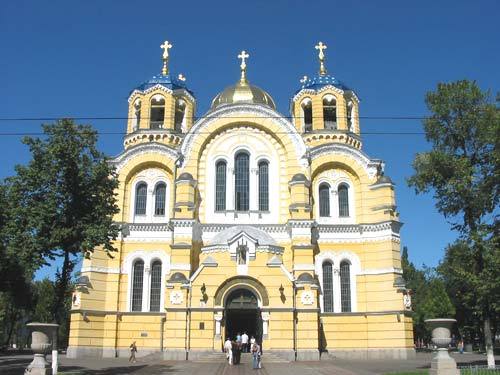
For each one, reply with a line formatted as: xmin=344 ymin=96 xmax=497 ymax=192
xmin=224 ymin=337 xmax=233 ymax=365
xmin=251 ymin=341 xmax=261 ymax=369
xmin=129 ymin=341 xmax=137 ymax=363
xmin=241 ymin=332 xmax=249 ymax=353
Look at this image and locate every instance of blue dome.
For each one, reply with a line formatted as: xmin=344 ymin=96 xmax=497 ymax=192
xmin=132 ymin=73 xmax=194 ymax=96
xmin=296 ymin=74 xmax=351 ymax=94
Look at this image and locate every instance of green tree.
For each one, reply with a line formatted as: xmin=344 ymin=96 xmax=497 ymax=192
xmin=7 ymin=119 xmax=120 ymax=324
xmin=438 ymin=240 xmax=500 ymax=348
xmin=408 ymin=80 xmax=499 ymax=366
xmin=402 ymin=247 xmax=455 ymax=343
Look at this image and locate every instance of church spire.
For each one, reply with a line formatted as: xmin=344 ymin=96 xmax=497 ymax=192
xmin=160 ymin=40 xmax=173 ymax=76
xmin=315 ymin=41 xmax=328 ymax=76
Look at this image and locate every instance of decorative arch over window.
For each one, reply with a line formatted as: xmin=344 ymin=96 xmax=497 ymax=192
xmin=174 ymin=98 xmax=186 ymax=132
xmin=319 ymin=183 xmax=330 ymax=217
xmin=323 ymin=94 xmax=337 ymax=130
xmin=215 ymin=160 xmax=227 ymax=211
xmin=234 ymin=152 xmax=250 ymax=211
xmin=338 ymin=183 xmax=350 ymax=217
xmin=149 ymin=260 xmax=162 ymax=312
xmin=135 ymin=182 xmax=148 ymax=215
xmin=154 ymin=182 xmax=167 ymax=216
xmin=322 ymin=261 xmax=334 ymax=312
xmin=133 ymin=99 xmax=141 ymax=131
xmin=150 ymin=95 xmax=165 ymax=129
xmin=301 ymin=98 xmax=313 ymax=132
xmin=258 ymin=160 xmax=269 ymax=211
xmin=340 ymin=260 xmax=351 ymax=312
xmin=131 ymin=260 xmax=144 ymax=312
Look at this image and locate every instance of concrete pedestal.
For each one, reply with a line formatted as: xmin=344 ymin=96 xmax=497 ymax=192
xmin=429 ymin=349 xmax=460 ymax=375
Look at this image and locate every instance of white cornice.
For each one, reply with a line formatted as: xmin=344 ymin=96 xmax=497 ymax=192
xmin=111 ymin=143 xmax=179 ymax=174
xmin=80 ymin=266 xmax=120 ymax=274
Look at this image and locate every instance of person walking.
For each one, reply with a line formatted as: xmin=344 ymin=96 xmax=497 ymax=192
xmin=251 ymin=341 xmax=261 ymax=369
xmin=224 ymin=337 xmax=233 ymax=365
xmin=241 ymin=332 xmax=249 ymax=353
xmin=129 ymin=341 xmax=137 ymax=363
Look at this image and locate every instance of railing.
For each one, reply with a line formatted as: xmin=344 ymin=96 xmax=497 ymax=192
xmin=458 ymin=365 xmax=500 ymax=374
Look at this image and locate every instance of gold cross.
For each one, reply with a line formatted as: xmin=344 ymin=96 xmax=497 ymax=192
xmin=160 ymin=40 xmax=173 ymax=75
xmin=315 ymin=41 xmax=328 ymax=76
xmin=238 ymin=50 xmax=250 ymax=83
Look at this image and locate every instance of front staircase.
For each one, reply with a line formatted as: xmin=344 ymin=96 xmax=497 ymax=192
xmin=194 ymin=351 xmax=290 ymax=363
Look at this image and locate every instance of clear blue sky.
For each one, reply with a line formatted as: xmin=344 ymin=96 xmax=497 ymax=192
xmin=1 ymin=0 xmax=498 ymax=279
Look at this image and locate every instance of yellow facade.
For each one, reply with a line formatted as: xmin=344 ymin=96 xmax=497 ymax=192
xmin=68 ymin=42 xmax=414 ymax=361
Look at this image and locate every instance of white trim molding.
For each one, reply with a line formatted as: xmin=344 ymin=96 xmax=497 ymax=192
xmin=111 ymin=142 xmax=179 ymax=174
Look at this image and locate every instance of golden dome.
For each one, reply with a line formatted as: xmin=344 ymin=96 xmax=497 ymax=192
xmin=211 ymin=80 xmax=276 ymax=110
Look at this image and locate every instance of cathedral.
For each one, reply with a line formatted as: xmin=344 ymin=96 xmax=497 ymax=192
xmin=68 ymin=40 xmax=414 ymax=361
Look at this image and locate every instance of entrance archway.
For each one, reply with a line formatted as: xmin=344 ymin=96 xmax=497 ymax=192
xmin=224 ymin=289 xmax=262 ymax=344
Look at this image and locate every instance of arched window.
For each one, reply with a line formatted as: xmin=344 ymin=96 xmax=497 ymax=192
xmin=149 ymin=260 xmax=162 ymax=312
xmin=150 ymin=95 xmax=165 ymax=129
xmin=258 ymin=160 xmax=269 ymax=211
xmin=322 ymin=261 xmax=334 ymax=312
xmin=131 ymin=260 xmax=144 ymax=312
xmin=215 ymin=160 xmax=227 ymax=211
xmin=154 ymin=183 xmax=166 ymax=216
xmin=301 ymin=98 xmax=313 ymax=132
xmin=135 ymin=183 xmax=148 ymax=215
xmin=133 ymin=99 xmax=141 ymax=131
xmin=340 ymin=261 xmax=351 ymax=312
xmin=319 ymin=183 xmax=330 ymax=217
xmin=346 ymin=100 xmax=354 ymax=132
xmin=323 ymin=95 xmax=337 ymax=130
xmin=338 ymin=184 xmax=350 ymax=217
xmin=234 ymin=152 xmax=249 ymax=211
xmin=174 ymin=98 xmax=186 ymax=132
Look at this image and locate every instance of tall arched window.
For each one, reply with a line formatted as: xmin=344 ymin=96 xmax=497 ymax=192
xmin=154 ymin=183 xmax=166 ymax=216
xmin=133 ymin=99 xmax=141 ymax=131
xmin=323 ymin=95 xmax=337 ymax=130
xmin=338 ymin=184 xmax=350 ymax=217
xmin=135 ymin=183 xmax=148 ymax=215
xmin=340 ymin=261 xmax=351 ymax=312
xmin=234 ymin=152 xmax=249 ymax=211
xmin=258 ymin=161 xmax=269 ymax=211
xmin=322 ymin=261 xmax=334 ymax=312
xmin=347 ymin=100 xmax=354 ymax=132
xmin=215 ymin=160 xmax=227 ymax=211
xmin=301 ymin=98 xmax=313 ymax=132
xmin=319 ymin=183 xmax=330 ymax=217
xmin=174 ymin=98 xmax=186 ymax=132
xmin=131 ymin=260 xmax=144 ymax=312
xmin=150 ymin=95 xmax=165 ymax=129
xmin=149 ymin=260 xmax=162 ymax=312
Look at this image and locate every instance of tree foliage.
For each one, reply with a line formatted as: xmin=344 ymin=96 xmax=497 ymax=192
xmin=408 ymin=80 xmax=499 ymax=365
xmin=6 ymin=119 xmax=120 ymax=323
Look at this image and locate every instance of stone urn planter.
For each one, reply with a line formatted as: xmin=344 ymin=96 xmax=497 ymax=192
xmin=25 ymin=323 xmax=59 ymax=375
xmin=425 ymin=319 xmax=459 ymax=375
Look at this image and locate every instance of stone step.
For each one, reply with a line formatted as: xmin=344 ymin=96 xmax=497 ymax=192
xmin=195 ymin=352 xmax=290 ymax=363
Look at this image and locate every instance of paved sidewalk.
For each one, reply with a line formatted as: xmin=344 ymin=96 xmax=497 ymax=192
xmin=1 ymin=351 xmax=498 ymax=374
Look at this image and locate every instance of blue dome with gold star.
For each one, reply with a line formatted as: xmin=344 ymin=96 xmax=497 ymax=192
xmin=133 ymin=73 xmax=193 ymax=95
xmin=298 ymin=74 xmax=351 ymax=92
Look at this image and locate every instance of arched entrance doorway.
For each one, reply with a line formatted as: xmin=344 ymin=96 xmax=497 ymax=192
xmin=224 ymin=289 xmax=262 ymax=343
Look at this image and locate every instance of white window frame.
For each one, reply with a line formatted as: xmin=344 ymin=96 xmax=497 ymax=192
xmin=130 ymin=170 xmax=170 ymax=223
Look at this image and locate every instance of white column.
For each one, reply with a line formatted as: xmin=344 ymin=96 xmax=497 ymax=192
xmin=261 ymin=312 xmax=270 ymax=337
xmin=215 ymin=312 xmax=223 ymax=337
xmin=143 ymin=266 xmax=151 ymax=312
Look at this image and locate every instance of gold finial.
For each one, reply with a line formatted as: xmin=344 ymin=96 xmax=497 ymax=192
xmin=238 ymin=50 xmax=250 ymax=83
xmin=160 ymin=40 xmax=173 ymax=75
xmin=178 ymin=74 xmax=186 ymax=82
xmin=300 ymin=75 xmax=308 ymax=84
xmin=315 ymin=41 xmax=327 ymax=76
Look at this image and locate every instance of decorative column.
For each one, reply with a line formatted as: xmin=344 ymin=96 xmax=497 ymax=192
xmin=425 ymin=319 xmax=460 ymax=375
xmin=25 ymin=323 xmax=59 ymax=375
xmin=261 ymin=311 xmax=270 ymax=339
xmin=214 ymin=312 xmax=223 ymax=338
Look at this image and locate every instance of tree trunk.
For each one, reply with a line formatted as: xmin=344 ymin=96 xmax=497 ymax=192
xmin=52 ymin=251 xmax=73 ymax=324
xmin=484 ymin=316 xmax=495 ymax=368
xmin=3 ymin=307 xmax=18 ymax=347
